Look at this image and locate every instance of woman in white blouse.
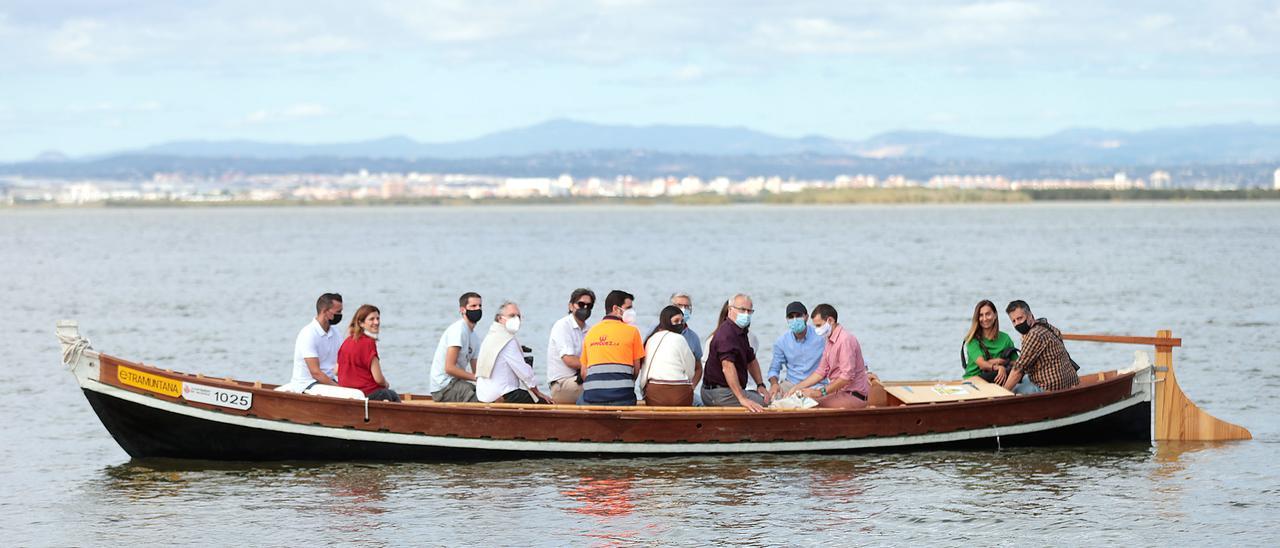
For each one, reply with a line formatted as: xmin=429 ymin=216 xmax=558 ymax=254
xmin=638 ymin=306 xmax=700 ymax=406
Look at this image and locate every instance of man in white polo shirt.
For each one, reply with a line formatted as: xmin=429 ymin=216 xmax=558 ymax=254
xmin=280 ymin=293 xmax=347 ymax=394
xmin=546 ymin=288 xmax=595 ymax=404
xmin=430 ymin=291 xmax=484 ymax=402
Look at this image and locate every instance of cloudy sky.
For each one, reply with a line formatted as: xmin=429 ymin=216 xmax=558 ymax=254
xmin=2 ymin=0 xmax=1278 ymax=160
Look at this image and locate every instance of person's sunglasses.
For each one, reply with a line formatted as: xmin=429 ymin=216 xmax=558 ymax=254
xmin=575 ymin=301 xmax=594 ymax=308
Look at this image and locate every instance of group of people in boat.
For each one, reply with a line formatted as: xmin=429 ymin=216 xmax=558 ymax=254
xmin=278 ymin=289 xmax=1080 ymax=411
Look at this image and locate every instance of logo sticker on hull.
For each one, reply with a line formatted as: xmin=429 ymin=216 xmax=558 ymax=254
xmin=182 ymin=382 xmax=253 ymax=410
xmin=117 ymin=365 xmax=182 ymax=398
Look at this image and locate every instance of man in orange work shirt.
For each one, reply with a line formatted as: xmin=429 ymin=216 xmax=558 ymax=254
xmin=578 ymin=289 xmax=645 ymax=406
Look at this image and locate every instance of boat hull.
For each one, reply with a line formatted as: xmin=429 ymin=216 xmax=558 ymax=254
xmin=80 ymin=376 xmax=1152 ymax=460
xmin=57 ymin=320 xmax=1249 ymax=459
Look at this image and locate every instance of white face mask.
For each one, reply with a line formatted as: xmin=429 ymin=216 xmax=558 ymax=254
xmin=622 ymin=308 xmax=637 ymax=325
xmin=813 ymin=322 xmax=832 ymax=338
xmin=504 ymin=316 xmax=521 ymax=334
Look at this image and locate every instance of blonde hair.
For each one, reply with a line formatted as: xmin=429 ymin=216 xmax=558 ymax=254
xmin=964 ymin=300 xmax=999 ymax=344
xmin=347 ymin=304 xmax=381 ymax=340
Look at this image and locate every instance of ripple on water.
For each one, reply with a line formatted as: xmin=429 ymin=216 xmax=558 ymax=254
xmin=5 ymin=204 xmax=1280 ymax=545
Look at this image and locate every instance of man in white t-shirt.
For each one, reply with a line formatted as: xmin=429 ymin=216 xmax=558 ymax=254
xmin=279 ymin=293 xmax=347 ymax=394
xmin=546 ymin=288 xmax=595 ymax=404
xmin=429 ymin=292 xmax=483 ymax=402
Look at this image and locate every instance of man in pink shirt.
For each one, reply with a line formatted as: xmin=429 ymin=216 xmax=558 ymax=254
xmin=785 ymin=304 xmax=872 ymax=409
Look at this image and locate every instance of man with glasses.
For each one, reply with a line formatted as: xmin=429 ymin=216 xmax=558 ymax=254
xmin=475 ymin=301 xmax=551 ymax=404
xmin=703 ymin=293 xmax=772 ymax=412
xmin=667 ymin=292 xmax=704 ymax=381
xmin=547 ymin=288 xmax=595 ymax=405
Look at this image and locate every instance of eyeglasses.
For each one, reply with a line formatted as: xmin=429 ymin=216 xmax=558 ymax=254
xmin=575 ymin=301 xmax=594 ymax=309
xmin=731 ymin=305 xmax=755 ymax=314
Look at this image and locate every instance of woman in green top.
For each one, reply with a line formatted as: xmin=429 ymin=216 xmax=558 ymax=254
xmin=963 ymin=299 xmax=1019 ymax=384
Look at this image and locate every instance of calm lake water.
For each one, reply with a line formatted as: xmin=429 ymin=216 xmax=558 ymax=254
xmin=3 ymin=203 xmax=1278 ymax=545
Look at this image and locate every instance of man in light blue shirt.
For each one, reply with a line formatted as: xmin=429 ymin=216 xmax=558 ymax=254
xmin=668 ymin=293 xmax=704 ymax=369
xmin=767 ymin=301 xmax=827 ymax=400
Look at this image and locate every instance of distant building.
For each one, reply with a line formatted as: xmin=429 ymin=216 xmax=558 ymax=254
xmin=1149 ymin=170 xmax=1171 ymax=189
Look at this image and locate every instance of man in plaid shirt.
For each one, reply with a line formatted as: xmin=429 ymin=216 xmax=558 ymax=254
xmin=1001 ymin=300 xmax=1080 ymax=393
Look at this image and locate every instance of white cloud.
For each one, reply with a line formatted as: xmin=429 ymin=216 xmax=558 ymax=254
xmin=239 ymin=103 xmax=333 ymax=125
xmin=47 ymin=18 xmax=104 ymax=62
xmin=276 ymin=35 xmax=362 ymax=54
xmin=672 ymin=64 xmax=705 ymax=82
xmin=1138 ymin=14 xmax=1175 ymax=31
xmin=939 ymin=1 xmax=1046 ymax=23
xmin=3 ymin=2 xmax=1278 ymax=76
xmin=67 ymin=101 xmax=163 ymax=114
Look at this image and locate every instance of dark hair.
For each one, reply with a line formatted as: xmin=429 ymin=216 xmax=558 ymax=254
xmin=1006 ymin=300 xmax=1031 ymax=315
xmin=316 ymin=293 xmax=342 ymax=314
xmin=716 ymin=299 xmax=730 ymax=326
xmin=459 ymin=292 xmax=481 ymax=308
xmin=570 ymin=288 xmax=596 ymax=304
xmin=646 ymin=305 xmax=685 ymax=344
xmin=811 ymin=303 xmax=838 ymax=323
xmin=605 ymin=289 xmax=634 ymax=313
xmin=348 ymin=304 xmax=380 ymax=340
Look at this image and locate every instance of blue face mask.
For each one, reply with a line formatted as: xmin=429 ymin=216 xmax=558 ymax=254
xmin=734 ymin=312 xmax=752 ymax=328
xmin=788 ymin=317 xmax=806 ymax=334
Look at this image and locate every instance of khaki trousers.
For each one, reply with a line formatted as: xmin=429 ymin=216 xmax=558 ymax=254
xmin=550 ymin=377 xmax=583 ymax=405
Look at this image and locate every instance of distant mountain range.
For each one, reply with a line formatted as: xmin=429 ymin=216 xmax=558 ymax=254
xmin=4 ymin=120 xmax=1278 ymax=184
xmin=105 ymin=119 xmax=1280 ymax=165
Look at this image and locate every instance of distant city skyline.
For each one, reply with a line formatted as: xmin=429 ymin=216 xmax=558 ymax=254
xmin=2 ymin=1 xmax=1279 ymax=161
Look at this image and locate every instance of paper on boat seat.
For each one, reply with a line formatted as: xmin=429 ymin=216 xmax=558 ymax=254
xmin=769 ymin=393 xmax=820 ymax=409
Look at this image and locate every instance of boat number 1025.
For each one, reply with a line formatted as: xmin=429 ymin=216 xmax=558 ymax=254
xmin=214 ymin=391 xmax=250 ymax=407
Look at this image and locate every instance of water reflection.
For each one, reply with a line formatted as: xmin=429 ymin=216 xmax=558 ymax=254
xmin=74 ymin=441 xmax=1256 ymax=545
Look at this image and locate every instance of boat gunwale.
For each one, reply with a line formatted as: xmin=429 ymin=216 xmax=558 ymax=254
xmin=91 ymin=352 xmax=1139 ymax=421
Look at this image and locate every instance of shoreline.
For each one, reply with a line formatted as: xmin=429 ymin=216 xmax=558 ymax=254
xmin=3 ymin=188 xmax=1279 ymax=209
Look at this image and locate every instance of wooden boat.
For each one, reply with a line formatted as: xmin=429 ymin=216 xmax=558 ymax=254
xmin=56 ymin=321 xmax=1250 ymax=461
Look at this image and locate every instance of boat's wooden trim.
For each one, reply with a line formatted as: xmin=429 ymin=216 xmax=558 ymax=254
xmin=1152 ymin=329 xmax=1251 ymax=441
xmin=1061 ymin=333 xmax=1182 ymax=347
xmin=1065 ymin=329 xmax=1250 ymax=441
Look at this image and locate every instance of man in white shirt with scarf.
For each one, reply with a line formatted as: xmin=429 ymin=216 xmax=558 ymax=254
xmin=475 ymin=301 xmax=553 ymax=404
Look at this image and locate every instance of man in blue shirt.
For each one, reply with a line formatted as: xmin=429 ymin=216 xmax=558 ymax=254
xmin=767 ymin=301 xmax=827 ymax=400
xmin=668 ymin=292 xmax=704 ymax=371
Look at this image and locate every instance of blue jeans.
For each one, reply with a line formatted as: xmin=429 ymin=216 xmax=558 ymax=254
xmin=1013 ymin=375 xmax=1044 ymax=395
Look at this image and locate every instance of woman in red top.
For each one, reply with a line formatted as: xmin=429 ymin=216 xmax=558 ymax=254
xmin=337 ymin=304 xmax=400 ymax=402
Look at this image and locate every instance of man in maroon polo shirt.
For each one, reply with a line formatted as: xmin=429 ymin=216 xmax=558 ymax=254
xmin=702 ymin=293 xmax=772 ymax=412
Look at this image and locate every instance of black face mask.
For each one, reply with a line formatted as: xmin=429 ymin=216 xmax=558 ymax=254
xmin=574 ymin=307 xmax=591 ymax=321
xmin=329 ymin=313 xmax=343 ymax=325
xmin=671 ymin=323 xmax=687 ymax=334
xmin=1015 ymin=320 xmax=1032 ymax=335
xmin=465 ymin=309 xmax=483 ymax=324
